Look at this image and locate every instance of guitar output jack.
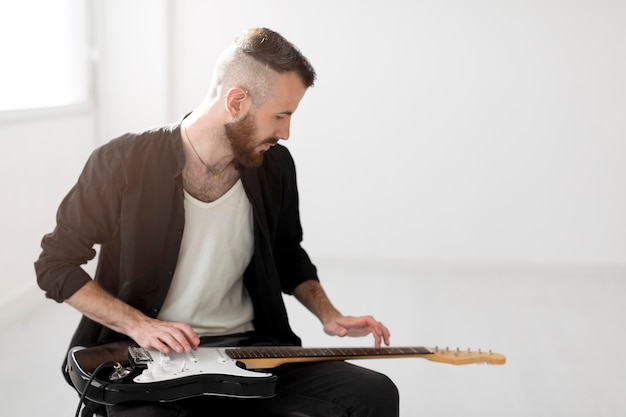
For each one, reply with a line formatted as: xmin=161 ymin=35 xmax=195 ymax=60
xmin=109 ymin=362 xmax=133 ymax=381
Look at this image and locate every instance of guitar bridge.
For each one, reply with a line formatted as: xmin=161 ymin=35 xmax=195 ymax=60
xmin=128 ymin=346 xmax=153 ymax=368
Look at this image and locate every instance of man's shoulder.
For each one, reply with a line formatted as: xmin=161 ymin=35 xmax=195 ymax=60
xmin=94 ymin=123 xmax=180 ymax=162
xmin=263 ymin=144 xmax=295 ymax=169
xmin=107 ymin=123 xmax=178 ymax=150
xmin=241 ymin=145 xmax=297 ymax=190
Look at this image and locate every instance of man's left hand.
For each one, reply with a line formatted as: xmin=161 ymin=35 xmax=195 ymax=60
xmin=323 ymin=315 xmax=391 ymax=349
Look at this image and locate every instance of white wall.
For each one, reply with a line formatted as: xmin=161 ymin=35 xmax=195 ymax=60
xmin=91 ymin=0 xmax=170 ymax=142
xmin=0 ymin=110 xmax=95 ymax=304
xmin=168 ymin=0 xmax=626 ymax=266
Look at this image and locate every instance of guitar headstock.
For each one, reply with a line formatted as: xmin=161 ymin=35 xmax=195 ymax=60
xmin=425 ymin=347 xmax=506 ymax=365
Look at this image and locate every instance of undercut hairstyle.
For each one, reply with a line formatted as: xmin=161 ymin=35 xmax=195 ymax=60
xmin=209 ymin=28 xmax=316 ymax=106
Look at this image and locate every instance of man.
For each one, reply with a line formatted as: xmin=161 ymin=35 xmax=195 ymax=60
xmin=35 ymin=27 xmax=399 ymax=416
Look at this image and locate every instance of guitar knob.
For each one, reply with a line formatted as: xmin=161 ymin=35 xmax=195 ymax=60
xmin=148 ymin=362 xmax=165 ymax=374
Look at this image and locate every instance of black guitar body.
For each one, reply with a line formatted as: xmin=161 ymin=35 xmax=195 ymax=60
xmin=66 ymin=342 xmax=277 ymax=405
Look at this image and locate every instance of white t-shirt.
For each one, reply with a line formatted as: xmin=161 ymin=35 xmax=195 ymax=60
xmin=157 ymin=179 xmax=255 ymax=335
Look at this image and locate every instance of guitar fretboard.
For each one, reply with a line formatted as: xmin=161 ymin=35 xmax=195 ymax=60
xmin=225 ymin=346 xmax=432 ymax=360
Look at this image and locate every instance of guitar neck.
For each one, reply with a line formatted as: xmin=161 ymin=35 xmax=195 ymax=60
xmin=225 ymin=346 xmax=506 ymax=368
xmin=228 ymin=346 xmax=429 ymax=369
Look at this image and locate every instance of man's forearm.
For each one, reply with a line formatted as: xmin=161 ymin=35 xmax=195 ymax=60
xmin=65 ymin=280 xmax=150 ymax=339
xmin=293 ymin=279 xmax=341 ymax=325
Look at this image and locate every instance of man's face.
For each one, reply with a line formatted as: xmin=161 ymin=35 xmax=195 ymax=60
xmin=224 ymin=71 xmax=307 ymax=167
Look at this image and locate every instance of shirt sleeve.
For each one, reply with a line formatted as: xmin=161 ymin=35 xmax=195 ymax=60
xmin=272 ymin=148 xmax=319 ymax=294
xmin=34 ymin=142 xmax=126 ymax=302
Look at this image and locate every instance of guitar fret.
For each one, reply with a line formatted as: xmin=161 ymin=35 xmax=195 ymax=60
xmin=225 ymin=346 xmax=433 ymax=360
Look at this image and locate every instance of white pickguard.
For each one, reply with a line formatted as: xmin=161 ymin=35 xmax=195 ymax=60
xmin=133 ymin=347 xmax=272 ymax=383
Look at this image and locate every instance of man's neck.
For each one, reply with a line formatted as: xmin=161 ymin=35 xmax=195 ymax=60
xmin=182 ymin=113 xmax=234 ymax=172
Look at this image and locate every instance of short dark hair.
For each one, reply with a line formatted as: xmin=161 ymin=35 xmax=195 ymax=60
xmin=234 ymin=28 xmax=316 ymax=88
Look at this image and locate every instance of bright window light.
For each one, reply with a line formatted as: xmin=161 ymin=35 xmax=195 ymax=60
xmin=0 ymin=0 xmax=89 ymax=112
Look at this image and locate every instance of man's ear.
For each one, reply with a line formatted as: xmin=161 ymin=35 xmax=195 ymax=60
xmin=224 ymin=87 xmax=250 ymax=119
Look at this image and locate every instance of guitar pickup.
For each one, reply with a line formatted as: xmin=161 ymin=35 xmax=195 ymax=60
xmin=128 ymin=346 xmax=153 ymax=369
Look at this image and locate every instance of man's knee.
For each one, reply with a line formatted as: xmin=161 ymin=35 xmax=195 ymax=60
xmin=358 ymin=370 xmax=399 ymax=411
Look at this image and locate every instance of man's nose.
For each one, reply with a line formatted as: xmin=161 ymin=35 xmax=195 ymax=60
xmin=276 ymin=119 xmax=291 ymax=141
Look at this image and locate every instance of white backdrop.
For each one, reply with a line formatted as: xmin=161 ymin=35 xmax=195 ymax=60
xmin=165 ymin=0 xmax=626 ymax=266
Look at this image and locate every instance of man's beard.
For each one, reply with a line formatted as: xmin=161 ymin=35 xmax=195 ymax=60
xmin=224 ymin=112 xmax=277 ymax=168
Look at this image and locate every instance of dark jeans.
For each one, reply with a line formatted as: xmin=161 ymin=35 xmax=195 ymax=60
xmin=106 ymin=361 xmax=399 ymax=417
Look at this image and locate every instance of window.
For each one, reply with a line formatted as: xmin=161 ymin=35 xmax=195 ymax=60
xmin=0 ymin=0 xmax=90 ymax=112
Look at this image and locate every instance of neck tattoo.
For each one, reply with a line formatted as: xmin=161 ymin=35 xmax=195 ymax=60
xmin=183 ymin=123 xmax=229 ymax=180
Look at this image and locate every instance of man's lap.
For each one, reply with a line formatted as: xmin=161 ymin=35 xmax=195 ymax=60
xmin=106 ymin=361 xmax=398 ymax=417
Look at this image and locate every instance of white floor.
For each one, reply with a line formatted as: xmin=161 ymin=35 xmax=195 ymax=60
xmin=2 ymin=259 xmax=625 ymax=416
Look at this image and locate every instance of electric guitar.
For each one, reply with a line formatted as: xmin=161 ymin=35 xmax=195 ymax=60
xmin=67 ymin=340 xmax=506 ymax=405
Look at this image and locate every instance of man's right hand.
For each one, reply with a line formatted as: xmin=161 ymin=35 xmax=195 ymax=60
xmin=66 ymin=280 xmax=199 ymax=354
xmin=128 ymin=318 xmax=200 ymax=354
